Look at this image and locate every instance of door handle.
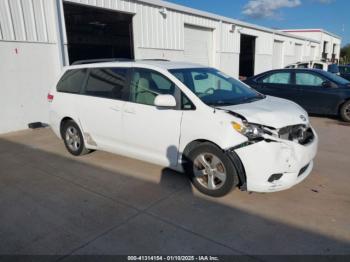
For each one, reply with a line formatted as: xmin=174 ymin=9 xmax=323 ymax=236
xmin=109 ymin=106 xmax=120 ymax=112
xmin=124 ymin=108 xmax=136 ymax=114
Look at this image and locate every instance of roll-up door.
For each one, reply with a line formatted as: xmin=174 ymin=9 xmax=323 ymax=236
xmin=272 ymin=40 xmax=283 ymax=69
xmin=184 ymin=24 xmax=213 ymax=66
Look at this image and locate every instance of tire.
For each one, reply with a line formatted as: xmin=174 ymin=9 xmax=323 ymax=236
xmin=62 ymin=120 xmax=90 ymax=156
xmin=185 ymin=142 xmax=238 ymax=197
xmin=340 ymin=100 xmax=350 ymax=122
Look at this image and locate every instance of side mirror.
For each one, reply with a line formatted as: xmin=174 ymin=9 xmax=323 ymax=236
xmin=154 ymin=94 xmax=177 ymax=108
xmin=194 ymin=73 xmax=209 ymax=80
xmin=322 ymin=81 xmax=333 ymax=88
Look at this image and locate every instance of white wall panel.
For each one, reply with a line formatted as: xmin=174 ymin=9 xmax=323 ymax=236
xmin=0 ymin=41 xmax=61 ymax=134
xmin=255 ymin=54 xmax=272 ymax=75
xmin=294 ymin=43 xmax=302 ymax=62
xmin=0 ymin=0 xmax=57 ymax=43
xmin=0 ymin=0 xmax=15 ymax=40
xmin=8 ymin=0 xmax=26 ymax=41
xmin=221 ymin=22 xmax=239 ymax=53
xmin=21 ymin=0 xmax=38 ymax=41
xmin=0 ymin=19 xmax=2 ymax=39
xmin=219 ymin=52 xmax=239 ymax=77
xmin=32 ymin=0 xmax=48 ymax=42
xmin=43 ymin=0 xmax=58 ymax=42
xmin=184 ymin=24 xmax=213 ymax=66
xmin=272 ymin=40 xmax=283 ymax=69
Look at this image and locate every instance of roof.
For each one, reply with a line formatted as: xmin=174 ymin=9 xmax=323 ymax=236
xmin=67 ymin=60 xmax=207 ymax=70
xmin=137 ymin=0 xmax=320 ymax=44
xmin=255 ymin=68 xmax=328 ymax=75
xmin=281 ymin=29 xmax=342 ymax=40
xmin=286 ymin=60 xmax=328 ymax=65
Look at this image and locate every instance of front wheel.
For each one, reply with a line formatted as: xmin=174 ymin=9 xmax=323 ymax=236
xmin=186 ymin=143 xmax=238 ymax=197
xmin=340 ymin=100 xmax=350 ymax=122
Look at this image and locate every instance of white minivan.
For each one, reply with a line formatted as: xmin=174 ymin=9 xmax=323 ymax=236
xmin=49 ymin=60 xmax=318 ymax=197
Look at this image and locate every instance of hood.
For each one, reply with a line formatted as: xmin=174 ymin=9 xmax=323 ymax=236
xmin=220 ymin=96 xmax=309 ymax=129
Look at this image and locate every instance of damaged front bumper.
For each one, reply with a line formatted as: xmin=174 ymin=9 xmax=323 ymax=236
xmin=232 ymin=128 xmax=318 ymax=193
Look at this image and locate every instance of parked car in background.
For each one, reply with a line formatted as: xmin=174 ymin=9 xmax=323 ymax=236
xmin=245 ymin=69 xmax=350 ymax=122
xmin=49 ymin=60 xmax=318 ymax=197
xmin=285 ymin=61 xmax=328 ymax=70
xmin=339 ymin=65 xmax=350 ymax=81
xmin=327 ymin=63 xmax=340 ymax=75
xmin=285 ymin=61 xmax=341 ymax=75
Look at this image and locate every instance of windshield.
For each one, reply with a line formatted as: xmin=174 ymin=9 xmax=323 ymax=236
xmin=321 ymin=70 xmax=350 ymax=85
xmin=169 ymin=68 xmax=264 ymax=106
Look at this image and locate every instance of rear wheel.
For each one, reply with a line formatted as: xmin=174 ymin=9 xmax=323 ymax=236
xmin=186 ymin=143 xmax=238 ymax=197
xmin=340 ymin=100 xmax=350 ymax=122
xmin=62 ymin=120 xmax=89 ymax=156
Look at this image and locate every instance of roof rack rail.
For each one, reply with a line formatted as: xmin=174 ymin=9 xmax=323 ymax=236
xmin=141 ymin=59 xmax=170 ymax=61
xmin=71 ymin=58 xmax=133 ymax=65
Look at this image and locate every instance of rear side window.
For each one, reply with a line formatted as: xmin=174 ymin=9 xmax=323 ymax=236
xmin=57 ymin=69 xmax=86 ymax=94
xmin=262 ymin=72 xmax=291 ymax=84
xmin=297 ymin=63 xmax=309 ymax=69
xmin=313 ymin=63 xmax=323 ymax=70
xmin=296 ymin=73 xmax=324 ymax=86
xmin=84 ymin=68 xmax=128 ymax=100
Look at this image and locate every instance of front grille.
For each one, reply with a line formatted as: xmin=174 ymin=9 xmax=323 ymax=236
xmin=278 ymin=125 xmax=314 ymax=145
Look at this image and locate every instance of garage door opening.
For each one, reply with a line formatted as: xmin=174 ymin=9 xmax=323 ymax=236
xmin=63 ymin=3 xmax=134 ymax=64
xmin=239 ymin=34 xmax=256 ymax=79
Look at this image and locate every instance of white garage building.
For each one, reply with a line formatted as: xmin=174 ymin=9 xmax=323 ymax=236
xmin=0 ymin=0 xmax=341 ymax=134
xmin=281 ymin=29 xmax=342 ymax=63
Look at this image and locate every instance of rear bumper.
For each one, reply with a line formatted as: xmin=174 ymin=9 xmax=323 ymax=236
xmin=49 ymin=110 xmax=62 ymax=139
xmin=235 ymin=130 xmax=318 ymax=193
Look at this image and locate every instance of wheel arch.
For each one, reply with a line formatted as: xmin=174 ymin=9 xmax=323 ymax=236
xmin=338 ymin=98 xmax=350 ymax=114
xmin=181 ymin=139 xmax=247 ymax=190
xmin=181 ymin=139 xmax=221 ymax=163
xmin=59 ymin=117 xmax=83 ymax=139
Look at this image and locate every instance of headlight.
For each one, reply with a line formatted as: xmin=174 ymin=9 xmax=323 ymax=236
xmin=232 ymin=121 xmax=265 ymax=140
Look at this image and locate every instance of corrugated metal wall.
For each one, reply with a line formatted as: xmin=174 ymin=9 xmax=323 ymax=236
xmin=0 ymin=0 xmax=57 ymax=43
xmin=0 ymin=0 xmax=325 ymax=64
xmin=66 ymin=0 xmax=223 ymax=51
xmin=221 ymin=22 xmax=239 ymax=53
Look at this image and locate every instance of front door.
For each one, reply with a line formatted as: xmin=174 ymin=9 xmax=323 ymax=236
xmin=122 ymin=68 xmax=183 ymax=167
xmin=257 ymin=71 xmax=303 ymax=106
xmin=294 ymin=71 xmax=340 ymax=114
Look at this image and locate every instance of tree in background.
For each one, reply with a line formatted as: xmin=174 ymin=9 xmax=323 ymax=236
xmin=341 ymin=44 xmax=350 ymax=64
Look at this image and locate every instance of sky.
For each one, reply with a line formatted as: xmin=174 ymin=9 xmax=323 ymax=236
xmin=167 ymin=0 xmax=350 ymax=46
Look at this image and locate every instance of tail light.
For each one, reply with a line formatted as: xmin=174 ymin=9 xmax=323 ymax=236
xmin=47 ymin=93 xmax=54 ymax=102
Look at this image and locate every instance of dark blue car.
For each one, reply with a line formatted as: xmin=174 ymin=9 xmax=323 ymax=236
xmin=244 ymin=69 xmax=350 ymax=122
xmin=339 ymin=65 xmax=350 ymax=81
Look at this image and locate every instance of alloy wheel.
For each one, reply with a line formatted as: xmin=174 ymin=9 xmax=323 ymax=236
xmin=345 ymin=104 xmax=350 ymax=119
xmin=65 ymin=126 xmax=81 ymax=152
xmin=193 ymin=153 xmax=227 ymax=190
